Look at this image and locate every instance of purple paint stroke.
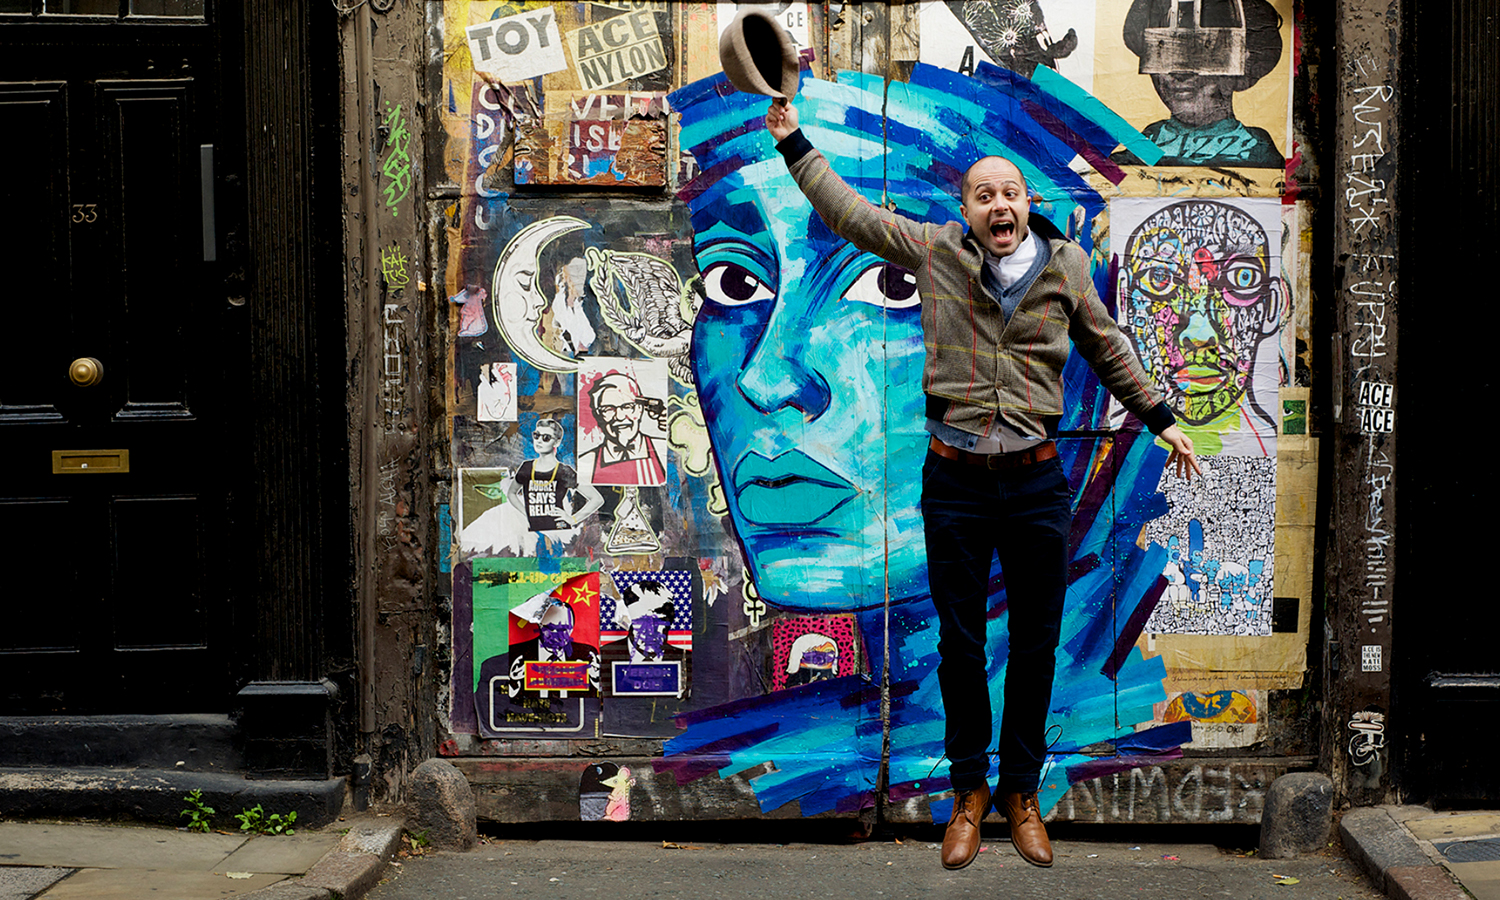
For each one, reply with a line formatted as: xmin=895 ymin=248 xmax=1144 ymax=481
xmin=890 ymin=776 xmax=953 ymax=803
xmin=653 ymin=754 xmax=735 ymax=787
xmin=1022 ymin=99 xmax=1128 ymax=186
xmin=834 ymin=790 xmax=878 ymax=814
xmin=1069 ymin=431 xmax=1143 ymax=561
xmin=1063 ymin=749 xmax=1187 ymax=785
xmin=1103 ymin=574 xmax=1168 ymax=680
xmin=678 ymin=155 xmax=754 ymax=204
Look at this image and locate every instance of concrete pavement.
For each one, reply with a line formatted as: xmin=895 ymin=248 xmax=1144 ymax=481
xmin=3 ymin=805 xmax=1494 ymax=899
xmin=0 ymin=815 xmax=403 ymax=900
xmin=366 ymin=822 xmax=1381 ymax=900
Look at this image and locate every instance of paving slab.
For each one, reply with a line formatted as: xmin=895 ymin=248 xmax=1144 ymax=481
xmin=35 ymin=868 xmax=284 ymax=899
xmin=0 ymin=867 xmax=72 ymax=900
xmin=1447 ymin=859 xmax=1500 ymax=900
xmin=1407 ymin=813 xmax=1500 ymax=843
xmin=0 ymin=822 xmax=245 ymax=870
xmin=213 ymin=833 xmax=340 ymax=876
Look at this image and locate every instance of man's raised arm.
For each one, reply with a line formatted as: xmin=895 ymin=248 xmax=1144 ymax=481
xmin=765 ymin=101 xmax=935 ymax=274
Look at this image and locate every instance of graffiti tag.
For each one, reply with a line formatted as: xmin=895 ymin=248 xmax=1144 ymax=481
xmin=381 ymin=102 xmax=412 ymax=217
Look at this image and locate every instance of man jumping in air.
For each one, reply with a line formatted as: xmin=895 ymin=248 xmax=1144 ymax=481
xmin=765 ymin=100 xmax=1200 ymax=870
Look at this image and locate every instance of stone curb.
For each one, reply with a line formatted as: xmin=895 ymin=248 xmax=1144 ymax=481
xmin=240 ymin=817 xmax=405 ymax=900
xmin=1339 ymin=807 xmax=1467 ymax=900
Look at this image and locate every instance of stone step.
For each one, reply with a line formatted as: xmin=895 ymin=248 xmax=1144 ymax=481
xmin=0 ymin=766 xmax=346 ymax=828
xmin=0 ymin=714 xmax=242 ymax=771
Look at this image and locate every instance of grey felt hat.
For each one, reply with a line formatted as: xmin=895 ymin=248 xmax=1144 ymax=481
xmin=718 ymin=8 xmax=800 ymax=100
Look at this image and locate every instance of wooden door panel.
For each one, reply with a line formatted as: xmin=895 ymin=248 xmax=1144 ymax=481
xmin=0 ymin=81 xmax=70 ymax=420
xmin=101 ymin=79 xmax=197 ymax=418
xmin=0 ymin=21 xmax=230 ymax=715
xmin=0 ymin=499 xmax=80 ymax=653
xmin=110 ymin=495 xmax=206 ymax=649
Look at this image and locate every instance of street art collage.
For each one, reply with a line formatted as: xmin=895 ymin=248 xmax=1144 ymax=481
xmin=438 ymin=0 xmax=1310 ymax=823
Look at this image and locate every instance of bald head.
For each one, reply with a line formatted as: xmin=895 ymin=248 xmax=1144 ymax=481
xmin=962 ymin=156 xmax=1026 ymax=203
xmin=959 ymin=156 xmax=1034 ymax=258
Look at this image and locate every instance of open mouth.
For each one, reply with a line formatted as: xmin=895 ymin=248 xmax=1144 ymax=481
xmin=989 ymin=220 xmax=1016 ymax=241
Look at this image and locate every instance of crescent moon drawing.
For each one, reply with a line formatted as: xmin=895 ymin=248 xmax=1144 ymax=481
xmin=492 ymin=215 xmax=590 ymax=373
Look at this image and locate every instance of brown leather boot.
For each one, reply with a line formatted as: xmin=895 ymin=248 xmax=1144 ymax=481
xmin=940 ymin=784 xmax=990 ymax=870
xmin=998 ymin=791 xmax=1053 ymax=867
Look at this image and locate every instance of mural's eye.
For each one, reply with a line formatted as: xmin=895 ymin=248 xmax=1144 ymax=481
xmin=702 ymin=262 xmax=775 ymax=306
xmin=1138 ymin=263 xmax=1180 ymax=298
xmin=1218 ymin=258 xmax=1268 ymax=305
xmin=844 ymin=263 xmax=919 ymax=310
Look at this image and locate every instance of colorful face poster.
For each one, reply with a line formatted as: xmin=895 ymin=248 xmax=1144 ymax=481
xmin=1111 ymin=196 xmax=1284 ymax=457
xmin=472 ymin=558 xmax=600 ymax=737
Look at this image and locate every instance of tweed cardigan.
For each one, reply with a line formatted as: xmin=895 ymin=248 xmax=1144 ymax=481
xmin=779 ymin=131 xmax=1173 ymax=440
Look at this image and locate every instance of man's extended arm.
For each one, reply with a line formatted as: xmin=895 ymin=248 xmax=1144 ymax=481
xmin=766 ymin=102 xmax=935 ymax=273
xmin=1060 ymin=250 xmax=1201 ymax=476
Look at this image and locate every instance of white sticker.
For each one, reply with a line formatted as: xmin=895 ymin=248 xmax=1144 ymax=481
xmin=466 ymin=10 xmax=568 ymax=84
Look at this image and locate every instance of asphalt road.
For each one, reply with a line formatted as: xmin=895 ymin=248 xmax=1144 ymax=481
xmin=367 ymin=823 xmax=1383 ymax=900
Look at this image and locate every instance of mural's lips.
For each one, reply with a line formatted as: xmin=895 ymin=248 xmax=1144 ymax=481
xmin=1175 ymin=363 xmax=1228 ymax=393
xmin=731 ymin=451 xmax=858 ymax=527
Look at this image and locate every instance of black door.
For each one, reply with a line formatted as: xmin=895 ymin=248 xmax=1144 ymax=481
xmin=0 ymin=1 xmax=235 ymax=714
xmin=1398 ymin=0 xmax=1499 ymax=805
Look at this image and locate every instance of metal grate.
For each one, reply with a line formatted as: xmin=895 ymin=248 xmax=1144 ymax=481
xmin=1435 ymin=839 xmax=1500 ymax=864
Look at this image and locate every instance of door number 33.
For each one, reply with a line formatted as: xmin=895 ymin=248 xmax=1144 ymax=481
xmin=71 ymin=203 xmax=99 ymax=223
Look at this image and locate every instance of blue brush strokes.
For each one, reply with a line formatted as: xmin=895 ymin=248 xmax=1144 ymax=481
xmin=665 ymin=64 xmax=1180 ymax=820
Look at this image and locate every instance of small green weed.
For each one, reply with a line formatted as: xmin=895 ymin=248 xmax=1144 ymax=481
xmin=234 ymin=804 xmax=298 ymax=836
xmin=180 ymin=790 xmax=215 ymax=833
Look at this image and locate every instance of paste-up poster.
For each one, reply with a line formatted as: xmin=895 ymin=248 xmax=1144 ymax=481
xmin=771 ymin=615 xmax=862 ymax=692
xmin=917 ymin=0 xmax=1097 ymax=87
xmin=1141 ymin=456 xmax=1275 ymax=636
xmin=599 ymin=564 xmax=698 ymax=737
xmin=473 ymin=558 xmax=601 ymax=737
xmin=477 ymin=362 xmax=518 ymax=422
xmin=1110 ymin=196 xmax=1284 ymax=458
xmin=1095 ymin=0 xmax=1292 ymax=168
xmin=457 ymin=466 xmax=529 ymax=559
xmin=577 ymin=357 xmax=670 ymax=487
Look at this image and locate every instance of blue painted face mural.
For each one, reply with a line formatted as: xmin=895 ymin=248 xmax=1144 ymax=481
xmin=667 ymin=64 xmax=1191 ymax=819
xmin=683 ymin=92 xmax=929 ymax=612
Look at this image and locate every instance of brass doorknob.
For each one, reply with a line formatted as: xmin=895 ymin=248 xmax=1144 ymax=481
xmin=69 ymin=357 xmax=103 ymax=387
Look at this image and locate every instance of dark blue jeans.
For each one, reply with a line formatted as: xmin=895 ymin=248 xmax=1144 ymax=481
xmin=920 ymin=448 xmax=1071 ymax=795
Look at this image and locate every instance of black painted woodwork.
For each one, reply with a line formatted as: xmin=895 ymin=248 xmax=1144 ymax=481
xmin=1398 ymin=0 xmax=1500 ymax=807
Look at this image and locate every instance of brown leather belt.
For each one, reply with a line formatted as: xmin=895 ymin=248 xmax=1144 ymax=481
xmin=928 ymin=436 xmax=1057 ymax=470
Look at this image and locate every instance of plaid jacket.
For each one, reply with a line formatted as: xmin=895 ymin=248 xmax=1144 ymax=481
xmin=783 ymin=136 xmax=1171 ymax=440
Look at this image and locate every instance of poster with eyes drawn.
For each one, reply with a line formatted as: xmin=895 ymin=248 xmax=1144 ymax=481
xmin=597 ymin=565 xmax=703 ymax=737
xmin=1110 ymin=196 xmax=1284 ymax=458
